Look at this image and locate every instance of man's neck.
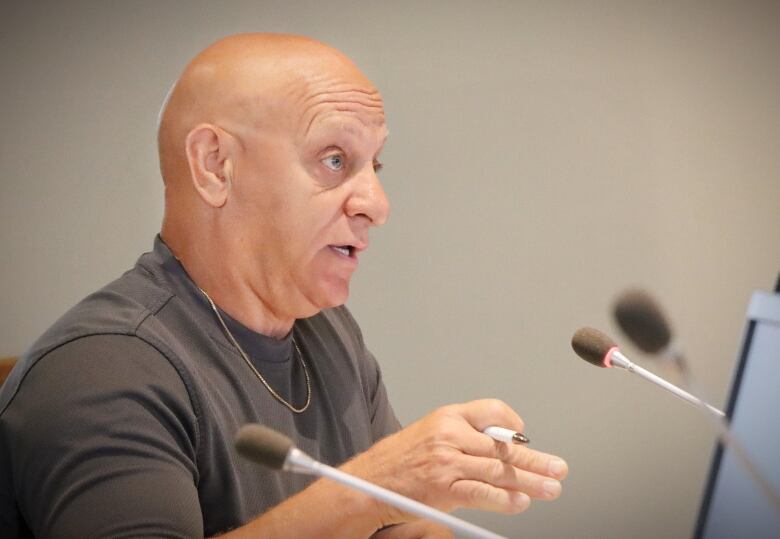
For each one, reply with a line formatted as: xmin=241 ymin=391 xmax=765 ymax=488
xmin=160 ymin=229 xmax=295 ymax=340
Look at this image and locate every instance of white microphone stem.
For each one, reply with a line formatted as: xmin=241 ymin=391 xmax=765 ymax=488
xmin=610 ymin=350 xmax=725 ymax=417
xmin=662 ymin=349 xmax=780 ymax=516
xmin=284 ymin=448 xmax=506 ymax=539
xmin=610 ymin=349 xmax=780 ymax=513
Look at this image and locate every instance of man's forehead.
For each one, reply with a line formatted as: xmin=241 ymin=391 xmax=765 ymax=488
xmin=304 ymin=109 xmax=388 ymax=146
xmin=295 ymin=80 xmax=385 ymax=133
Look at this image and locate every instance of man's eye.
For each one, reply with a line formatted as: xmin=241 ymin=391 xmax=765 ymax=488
xmin=373 ymin=160 xmax=383 ymax=173
xmin=322 ymin=154 xmax=344 ymax=171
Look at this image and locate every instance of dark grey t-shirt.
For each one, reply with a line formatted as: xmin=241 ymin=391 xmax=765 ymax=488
xmin=0 ymin=237 xmax=400 ymax=538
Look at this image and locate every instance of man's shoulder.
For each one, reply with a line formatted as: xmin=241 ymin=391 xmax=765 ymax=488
xmin=0 ymin=263 xmax=174 ymax=416
xmin=31 ymin=264 xmax=171 ymax=353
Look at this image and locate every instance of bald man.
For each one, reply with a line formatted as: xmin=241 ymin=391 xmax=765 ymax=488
xmin=0 ymin=34 xmax=568 ymax=538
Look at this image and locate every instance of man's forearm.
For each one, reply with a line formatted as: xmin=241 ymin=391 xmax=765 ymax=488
xmin=213 ymin=473 xmax=384 ymax=539
xmin=214 ymin=398 xmax=569 ymax=538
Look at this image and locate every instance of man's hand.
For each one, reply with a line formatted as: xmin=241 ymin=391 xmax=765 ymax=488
xmin=344 ymin=399 xmax=568 ymax=528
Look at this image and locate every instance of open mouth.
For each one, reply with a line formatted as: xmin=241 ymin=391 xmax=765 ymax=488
xmin=329 ymin=245 xmax=354 ymax=258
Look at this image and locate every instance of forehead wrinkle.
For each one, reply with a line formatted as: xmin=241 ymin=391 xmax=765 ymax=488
xmin=304 ymin=106 xmax=385 ymax=141
xmin=301 ymin=95 xmax=385 ymax=139
xmin=304 ymin=85 xmax=383 ymax=102
xmin=274 ymin=66 xmax=383 ymax=133
xmin=307 ymin=117 xmax=387 ymax=148
xmin=303 ymin=72 xmax=382 ymax=99
xmin=302 ymin=90 xmax=384 ymax=117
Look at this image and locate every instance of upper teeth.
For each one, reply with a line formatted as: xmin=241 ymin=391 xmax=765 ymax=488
xmin=333 ymin=246 xmax=350 ymax=256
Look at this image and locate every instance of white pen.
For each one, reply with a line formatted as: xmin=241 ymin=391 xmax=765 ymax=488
xmin=482 ymin=426 xmax=530 ymax=445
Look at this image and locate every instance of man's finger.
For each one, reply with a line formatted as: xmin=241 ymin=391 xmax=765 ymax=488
xmin=446 ymin=427 xmax=569 ymax=481
xmin=460 ymin=430 xmax=570 ymax=481
xmin=449 ymin=479 xmax=532 ymax=514
xmin=455 ymin=455 xmax=563 ymax=500
xmin=451 ymin=399 xmax=525 ymax=433
xmin=503 ymin=445 xmax=570 ymax=481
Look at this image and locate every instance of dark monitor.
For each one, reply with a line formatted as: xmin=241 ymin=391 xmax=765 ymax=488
xmin=694 ymin=288 xmax=780 ymax=538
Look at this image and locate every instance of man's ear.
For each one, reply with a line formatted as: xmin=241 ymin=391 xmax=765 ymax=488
xmin=185 ymin=124 xmax=233 ymax=208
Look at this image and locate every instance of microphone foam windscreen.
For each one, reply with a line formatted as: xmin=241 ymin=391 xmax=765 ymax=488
xmin=235 ymin=424 xmax=293 ymax=470
xmin=571 ymin=327 xmax=616 ymax=367
xmin=613 ymin=289 xmax=672 ymax=354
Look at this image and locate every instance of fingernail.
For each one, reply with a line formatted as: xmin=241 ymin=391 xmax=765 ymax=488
xmin=543 ymin=480 xmax=561 ymax=498
xmin=549 ymin=459 xmax=567 ymax=478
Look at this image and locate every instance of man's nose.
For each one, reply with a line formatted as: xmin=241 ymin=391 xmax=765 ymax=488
xmin=345 ymin=164 xmax=390 ymax=226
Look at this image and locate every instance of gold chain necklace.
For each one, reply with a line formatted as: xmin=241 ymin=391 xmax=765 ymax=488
xmin=199 ymin=288 xmax=312 ymax=413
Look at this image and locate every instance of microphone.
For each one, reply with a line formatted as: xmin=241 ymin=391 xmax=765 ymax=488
xmin=613 ymin=289 xmax=671 ymax=354
xmin=234 ymin=424 xmax=506 ymax=539
xmin=571 ymin=327 xmax=780 ymax=514
xmin=613 ymin=289 xmax=690 ymax=380
xmin=570 ymin=327 xmax=724 ymax=417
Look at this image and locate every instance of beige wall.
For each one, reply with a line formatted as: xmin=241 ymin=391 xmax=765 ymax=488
xmin=2 ymin=1 xmax=778 ymax=537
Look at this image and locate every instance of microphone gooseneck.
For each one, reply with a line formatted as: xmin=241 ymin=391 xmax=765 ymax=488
xmin=571 ymin=326 xmax=780 ymax=514
xmin=570 ymin=327 xmax=724 ymax=417
xmin=234 ymin=424 xmax=506 ymax=539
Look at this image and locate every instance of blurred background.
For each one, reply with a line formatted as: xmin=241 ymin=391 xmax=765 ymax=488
xmin=1 ymin=1 xmax=778 ymax=537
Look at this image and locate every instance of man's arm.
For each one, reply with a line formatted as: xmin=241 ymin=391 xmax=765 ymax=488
xmin=219 ymin=399 xmax=568 ymax=537
xmin=373 ymin=521 xmax=453 ymax=539
xmin=5 ymin=337 xmax=567 ymax=538
xmin=3 ymin=335 xmax=203 ymax=538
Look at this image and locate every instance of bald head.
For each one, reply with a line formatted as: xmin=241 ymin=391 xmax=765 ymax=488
xmin=158 ymin=33 xmax=377 ymax=188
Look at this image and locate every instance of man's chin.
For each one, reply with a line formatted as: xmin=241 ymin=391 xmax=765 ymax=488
xmin=321 ymin=289 xmax=349 ymax=310
xmin=301 ymin=280 xmax=350 ymax=316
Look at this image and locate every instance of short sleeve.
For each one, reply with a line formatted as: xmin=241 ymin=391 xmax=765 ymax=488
xmin=364 ymin=348 xmax=402 ymax=441
xmin=1 ymin=335 xmax=203 ymax=539
xmin=328 ymin=306 xmax=402 ymax=442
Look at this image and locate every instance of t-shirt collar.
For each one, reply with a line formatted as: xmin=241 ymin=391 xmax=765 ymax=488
xmin=142 ymin=235 xmax=294 ymax=364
